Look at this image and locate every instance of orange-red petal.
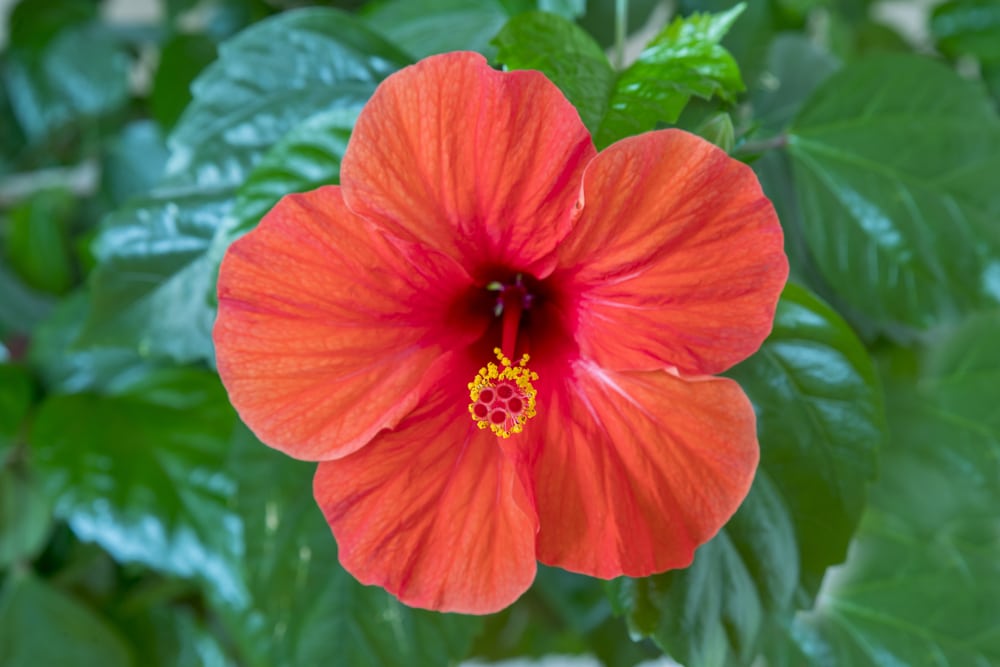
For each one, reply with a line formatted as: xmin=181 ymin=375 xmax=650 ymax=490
xmin=313 ymin=366 xmax=538 ymax=614
xmin=555 ymin=129 xmax=788 ymax=376
xmin=214 ymin=186 xmax=483 ymax=461
xmin=341 ymin=51 xmax=596 ymax=279
xmin=524 ymin=362 xmax=758 ymax=578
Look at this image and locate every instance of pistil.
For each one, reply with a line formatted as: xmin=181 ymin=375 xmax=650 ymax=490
xmin=500 ymin=285 xmax=524 ymax=360
xmin=469 ymin=278 xmax=538 ymax=438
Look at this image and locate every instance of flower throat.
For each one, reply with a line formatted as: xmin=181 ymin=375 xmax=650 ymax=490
xmin=468 ymin=279 xmax=539 ymax=438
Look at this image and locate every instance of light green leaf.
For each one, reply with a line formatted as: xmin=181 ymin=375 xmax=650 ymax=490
xmin=0 ymin=570 xmax=133 ymax=667
xmin=729 ymin=284 xmax=885 ymax=595
xmin=596 ymin=3 xmax=746 ymax=147
xmin=788 ymin=55 xmax=1000 ymax=337
xmin=495 ymin=6 xmax=745 ymax=148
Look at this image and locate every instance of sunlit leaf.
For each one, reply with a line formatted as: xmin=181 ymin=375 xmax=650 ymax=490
xmin=495 ymin=5 xmax=745 ymax=148
xmin=233 ymin=108 xmax=357 ymax=233
xmin=596 ymin=3 xmax=746 ymax=147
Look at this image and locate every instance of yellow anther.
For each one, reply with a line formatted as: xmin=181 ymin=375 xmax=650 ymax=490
xmin=468 ymin=348 xmax=538 ymax=438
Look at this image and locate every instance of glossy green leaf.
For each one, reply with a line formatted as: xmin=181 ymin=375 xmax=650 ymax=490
xmin=595 ymin=3 xmax=746 ymax=147
xmin=214 ymin=427 xmax=482 ymax=667
xmin=788 ymin=55 xmax=1000 ymax=337
xmin=931 ymin=0 xmax=1000 ymax=63
xmin=779 ymin=312 xmax=1000 ymax=665
xmin=493 ymin=11 xmax=615 ymax=133
xmin=608 ymin=473 xmax=797 ymax=667
xmin=5 ymin=187 xmax=76 ymax=294
xmin=0 ymin=570 xmax=133 ymax=667
xmin=167 ymin=8 xmax=408 ymax=188
xmin=729 ymin=284 xmax=884 ymax=595
xmin=233 ymin=108 xmax=357 ymax=233
xmin=0 ymin=467 xmax=52 ymax=568
xmin=3 ymin=24 xmax=130 ymax=141
xmin=77 ymin=187 xmax=231 ymax=362
xmin=679 ymin=0 xmax=777 ymax=86
xmin=79 ymin=9 xmax=410 ymax=363
xmin=30 ymin=368 xmax=245 ymax=603
xmin=364 ymin=0 xmax=510 ymax=59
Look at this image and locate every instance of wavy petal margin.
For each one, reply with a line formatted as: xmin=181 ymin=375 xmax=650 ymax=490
xmin=314 ymin=368 xmax=538 ymax=614
xmin=556 ymin=130 xmax=788 ymax=376
xmin=525 ymin=362 xmax=758 ymax=578
xmin=215 ymin=186 xmax=483 ymax=461
xmin=341 ymin=51 xmax=596 ymax=279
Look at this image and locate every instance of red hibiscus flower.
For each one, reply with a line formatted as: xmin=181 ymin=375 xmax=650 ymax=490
xmin=214 ymin=52 xmax=788 ymax=614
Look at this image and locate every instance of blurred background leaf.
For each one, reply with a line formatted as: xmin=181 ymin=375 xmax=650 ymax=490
xmin=0 ymin=568 xmax=133 ymax=667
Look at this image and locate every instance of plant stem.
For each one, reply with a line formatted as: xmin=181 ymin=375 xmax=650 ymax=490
xmin=733 ymin=134 xmax=789 ymax=156
xmin=0 ymin=160 xmax=99 ymax=206
xmin=615 ymin=0 xmax=628 ymax=70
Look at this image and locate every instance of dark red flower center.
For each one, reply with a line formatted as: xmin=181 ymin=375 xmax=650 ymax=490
xmin=467 ymin=275 xmax=539 ymax=438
